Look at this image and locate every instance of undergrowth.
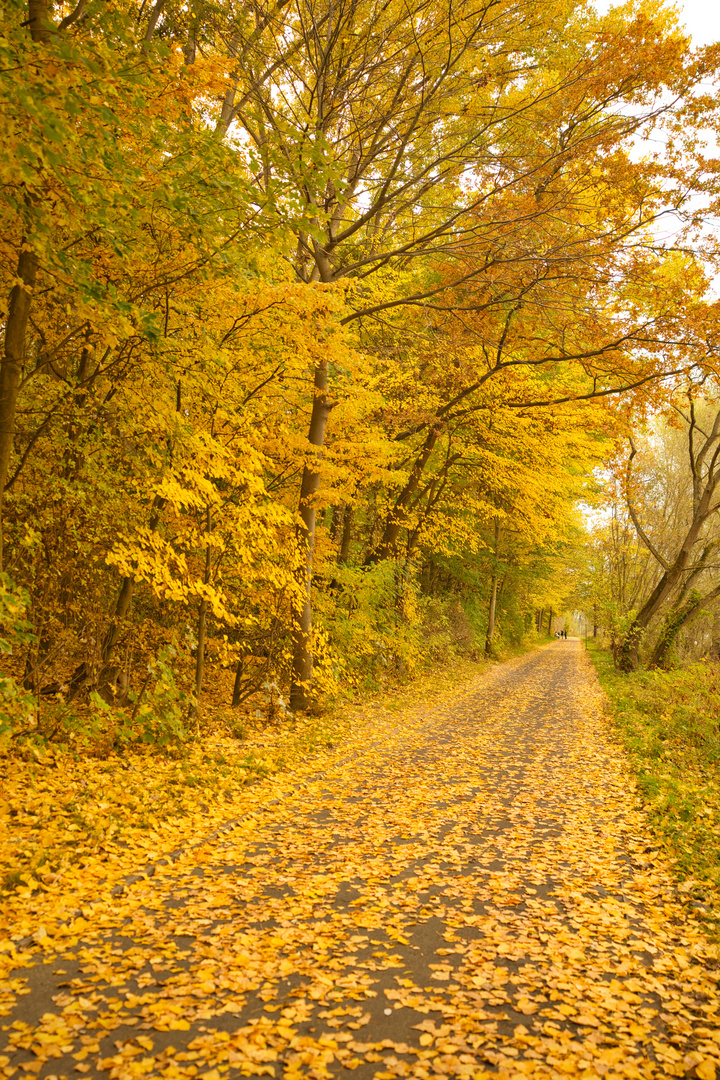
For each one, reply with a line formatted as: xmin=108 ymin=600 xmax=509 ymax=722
xmin=587 ymin=642 xmax=720 ymax=910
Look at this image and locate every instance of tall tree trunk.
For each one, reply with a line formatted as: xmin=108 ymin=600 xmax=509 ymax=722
xmin=649 ymin=591 xmax=701 ymax=670
xmin=65 ymin=575 xmax=135 ymax=703
xmin=231 ymin=657 xmax=248 ymax=707
xmin=485 ymin=575 xmax=499 ymax=655
xmin=484 ymin=518 xmax=500 ymax=655
xmin=194 ymin=509 xmax=212 ymax=704
xmin=618 ymin=557 xmax=699 ymax=672
xmin=101 ymin=576 xmax=134 ymax=663
xmin=0 ymin=0 xmax=53 ymax=565
xmin=365 ymin=426 xmax=441 ymax=563
xmin=0 ymin=248 xmax=38 ymax=569
xmin=28 ymin=0 xmax=51 ymax=41
xmin=650 ymin=583 xmax=720 ymax=669
xmin=329 ymin=504 xmax=343 ymax=542
xmin=711 ymin=611 xmax=720 ymax=661
xmin=338 ymin=504 xmax=353 ymax=563
xmin=289 ymin=360 xmax=332 ymax=712
xmin=619 ymin=420 xmax=720 ymax=672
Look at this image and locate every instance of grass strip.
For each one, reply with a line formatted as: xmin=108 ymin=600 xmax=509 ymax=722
xmin=586 ymin=641 xmax=720 ymax=925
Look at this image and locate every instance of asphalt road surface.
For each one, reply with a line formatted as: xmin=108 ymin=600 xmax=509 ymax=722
xmin=2 ymin=641 xmax=719 ymax=1079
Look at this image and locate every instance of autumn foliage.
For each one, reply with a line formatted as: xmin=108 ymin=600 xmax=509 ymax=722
xmin=1 ymin=0 xmax=719 ymax=746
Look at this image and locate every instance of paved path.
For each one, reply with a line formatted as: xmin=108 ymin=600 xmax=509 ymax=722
xmin=2 ymin=642 xmax=719 ymax=1079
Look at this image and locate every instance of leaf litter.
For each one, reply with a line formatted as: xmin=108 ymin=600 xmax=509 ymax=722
xmin=1 ymin=641 xmax=719 ymax=1079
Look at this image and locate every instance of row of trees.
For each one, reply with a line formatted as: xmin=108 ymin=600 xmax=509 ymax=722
xmin=2 ymin=0 xmax=719 ymax=734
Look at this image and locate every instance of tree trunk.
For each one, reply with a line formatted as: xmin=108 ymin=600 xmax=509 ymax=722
xmin=194 ymin=509 xmax=212 ymax=704
xmin=485 ymin=575 xmax=498 ymax=655
xmin=617 ymin=529 xmax=711 ymax=671
xmin=649 ymin=592 xmax=699 ymax=670
xmin=101 ymin=576 xmax=134 ymax=663
xmin=617 ymin=625 xmax=641 ymax=671
xmin=484 ymin=518 xmax=500 ymax=655
xmin=711 ymin=611 xmax=720 ymax=661
xmin=231 ymin=657 xmax=247 ymax=707
xmin=329 ymin=504 xmax=343 ymax=542
xmin=289 ymin=359 xmax=332 ymax=712
xmin=195 ymin=596 xmax=208 ymax=702
xmin=650 ymin=583 xmax=720 ymax=669
xmin=28 ymin=0 xmax=51 ymax=41
xmin=63 ymin=576 xmax=134 ymax=702
xmin=365 ymin=425 xmax=441 ymax=563
xmin=617 ymin=560 xmax=696 ymax=672
xmin=338 ymin=504 xmax=353 ymax=563
xmin=619 ymin=420 xmax=720 ymax=672
xmin=0 ymin=248 xmax=38 ymax=570
xmin=0 ymin=1 xmax=52 ymax=562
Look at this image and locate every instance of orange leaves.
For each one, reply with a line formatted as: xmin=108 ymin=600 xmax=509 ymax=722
xmin=514 ymin=998 xmax=539 ymax=1016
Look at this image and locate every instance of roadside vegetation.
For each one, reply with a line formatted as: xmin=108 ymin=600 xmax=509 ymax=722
xmin=588 ymin=642 xmax=720 ymax=928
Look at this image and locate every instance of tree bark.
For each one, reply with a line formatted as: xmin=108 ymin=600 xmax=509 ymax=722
xmin=28 ymin=0 xmax=51 ymax=41
xmin=101 ymin=576 xmax=134 ymax=663
xmin=338 ymin=504 xmax=353 ymax=563
xmin=617 ymin=521 xmax=712 ymax=671
xmin=484 ymin=518 xmax=500 ymax=655
xmin=365 ymin=426 xmax=441 ymax=564
xmin=0 ymin=247 xmax=38 ymax=570
xmin=231 ymin=657 xmax=248 ymax=707
xmin=711 ymin=611 xmax=720 ymax=661
xmin=619 ymin=418 xmax=720 ymax=672
xmin=65 ymin=575 xmax=134 ymax=702
xmin=289 ymin=359 xmax=332 ymax=712
xmin=485 ymin=575 xmax=498 ymax=655
xmin=0 ymin=0 xmax=57 ymax=564
xmin=650 ymin=583 xmax=720 ymax=669
xmin=329 ymin=504 xmax=343 ymax=542
xmin=194 ymin=508 xmax=212 ymax=704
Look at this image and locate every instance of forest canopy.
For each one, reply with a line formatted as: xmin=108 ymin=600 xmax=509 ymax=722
xmin=2 ymin=0 xmax=720 ymax=744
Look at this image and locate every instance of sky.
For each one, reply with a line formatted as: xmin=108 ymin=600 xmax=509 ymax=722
xmin=593 ymin=0 xmax=720 ymax=46
xmin=674 ymin=0 xmax=720 ymax=47
xmin=590 ymin=0 xmax=720 ymax=255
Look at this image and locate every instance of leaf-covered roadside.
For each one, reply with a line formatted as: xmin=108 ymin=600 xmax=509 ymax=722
xmin=587 ymin=643 xmax=720 ymax=926
xmin=0 ymin=655 xmax=494 ymax=947
xmin=3 ymin=642 xmax=720 ymax=1080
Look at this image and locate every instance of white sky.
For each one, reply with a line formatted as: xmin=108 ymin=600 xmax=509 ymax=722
xmin=589 ymin=0 xmax=720 ymax=265
xmin=673 ymin=0 xmax=720 ymax=47
xmin=593 ymin=0 xmax=720 ymax=46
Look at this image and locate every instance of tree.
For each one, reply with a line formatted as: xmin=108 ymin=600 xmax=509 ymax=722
xmin=617 ymin=388 xmax=720 ymax=670
xmin=213 ymin=0 xmax=705 ymax=705
xmin=3 ymin=0 xmax=720 ymax=728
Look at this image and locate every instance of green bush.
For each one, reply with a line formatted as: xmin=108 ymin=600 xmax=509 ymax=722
xmin=116 ymin=643 xmax=194 ymax=747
